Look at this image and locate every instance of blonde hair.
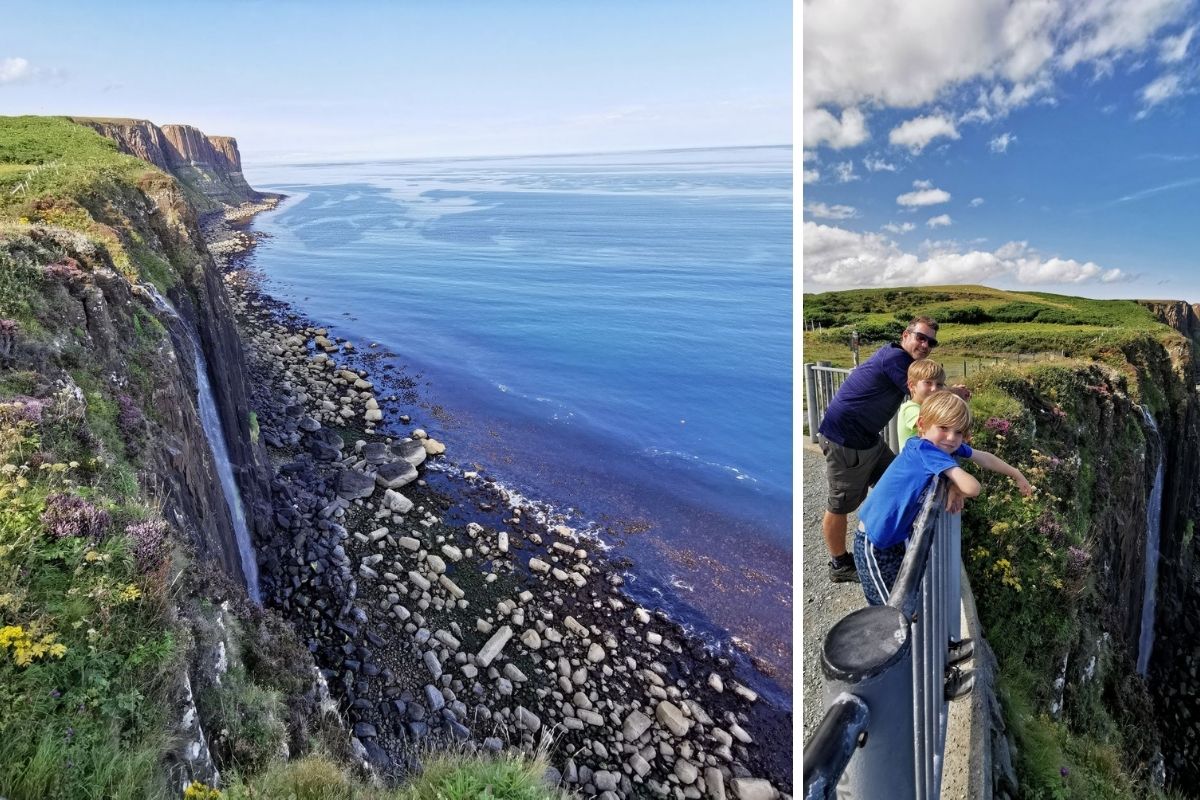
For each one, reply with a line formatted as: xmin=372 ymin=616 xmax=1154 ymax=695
xmin=907 ymin=360 xmax=946 ymax=385
xmin=918 ymin=391 xmax=972 ymax=434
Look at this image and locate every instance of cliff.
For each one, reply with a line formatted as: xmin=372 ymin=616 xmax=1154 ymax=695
xmin=71 ymin=117 xmax=263 ymax=212
xmin=0 ymin=116 xmax=329 ymax=795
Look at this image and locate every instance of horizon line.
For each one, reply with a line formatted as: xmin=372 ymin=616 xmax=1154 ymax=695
xmin=245 ymin=142 xmax=793 ymax=169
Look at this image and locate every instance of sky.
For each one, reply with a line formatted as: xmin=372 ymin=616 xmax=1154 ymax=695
xmin=803 ymin=0 xmax=1200 ymax=303
xmin=0 ymin=1 xmax=790 ymax=164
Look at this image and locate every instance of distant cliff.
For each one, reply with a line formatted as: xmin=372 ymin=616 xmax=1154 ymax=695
xmin=71 ymin=117 xmax=263 ymax=212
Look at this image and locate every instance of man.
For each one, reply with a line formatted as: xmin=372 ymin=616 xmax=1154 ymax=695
xmin=818 ymin=316 xmax=940 ymax=582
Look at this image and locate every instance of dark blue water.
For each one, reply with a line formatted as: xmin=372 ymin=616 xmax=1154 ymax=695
xmin=243 ymin=147 xmax=794 ymax=690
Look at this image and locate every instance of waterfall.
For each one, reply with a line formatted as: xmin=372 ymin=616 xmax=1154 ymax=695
xmin=1137 ymin=406 xmax=1164 ymax=677
xmin=140 ymin=286 xmax=261 ymax=604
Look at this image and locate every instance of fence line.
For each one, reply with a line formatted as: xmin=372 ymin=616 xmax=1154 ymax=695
xmin=802 ymin=479 xmax=962 ymax=799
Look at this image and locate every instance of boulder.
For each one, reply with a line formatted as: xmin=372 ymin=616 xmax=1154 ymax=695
xmin=383 ymin=488 xmax=413 ymax=514
xmin=622 ymin=709 xmax=653 ymax=741
xmin=362 ymin=442 xmax=390 ymax=464
xmin=655 ymin=700 xmax=691 ymax=737
xmin=376 ymin=460 xmax=418 ymax=489
xmin=476 ymin=625 xmax=513 ymax=667
xmin=729 ymin=778 xmax=778 ymax=800
xmin=515 ymin=705 xmax=541 ymax=732
xmin=337 ymin=470 xmax=376 ymax=500
xmin=392 ymin=438 xmax=427 ymax=467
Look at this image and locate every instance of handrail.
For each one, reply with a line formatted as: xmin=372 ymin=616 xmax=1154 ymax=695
xmin=803 ymin=363 xmax=902 ymax=453
xmin=801 ymin=694 xmax=870 ymax=800
xmin=802 ymin=477 xmax=961 ymax=799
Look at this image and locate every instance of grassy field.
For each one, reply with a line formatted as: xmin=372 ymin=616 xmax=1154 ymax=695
xmin=802 ymin=284 xmax=1175 ymax=368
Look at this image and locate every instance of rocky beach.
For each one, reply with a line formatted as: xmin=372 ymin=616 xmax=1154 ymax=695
xmin=203 ymin=202 xmax=794 ymax=799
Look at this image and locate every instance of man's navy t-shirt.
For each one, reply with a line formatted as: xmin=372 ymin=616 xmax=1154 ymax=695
xmin=818 ymin=343 xmax=912 ymax=449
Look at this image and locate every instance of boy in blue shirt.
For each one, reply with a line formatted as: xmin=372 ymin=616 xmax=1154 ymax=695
xmin=855 ymin=390 xmax=1032 ymax=607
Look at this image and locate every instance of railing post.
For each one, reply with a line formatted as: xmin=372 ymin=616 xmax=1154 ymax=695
xmin=822 ymin=605 xmax=915 ymax=800
xmin=946 ymin=513 xmax=962 ymax=642
xmin=806 ymin=363 xmax=820 ymax=444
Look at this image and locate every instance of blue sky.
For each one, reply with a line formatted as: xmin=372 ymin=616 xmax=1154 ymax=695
xmin=803 ymin=0 xmax=1200 ymax=303
xmin=1 ymin=1 xmax=791 ymax=164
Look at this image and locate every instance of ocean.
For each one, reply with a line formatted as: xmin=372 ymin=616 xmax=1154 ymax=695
xmin=241 ymin=146 xmax=793 ymax=699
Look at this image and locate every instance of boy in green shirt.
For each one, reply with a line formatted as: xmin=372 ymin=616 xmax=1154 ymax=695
xmin=897 ymin=360 xmax=946 ymax=446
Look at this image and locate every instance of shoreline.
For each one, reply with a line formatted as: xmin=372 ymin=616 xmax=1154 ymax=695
xmin=205 ymin=199 xmax=793 ymax=796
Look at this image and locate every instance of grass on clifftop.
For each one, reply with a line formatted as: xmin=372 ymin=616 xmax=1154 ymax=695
xmin=802 ymin=285 xmax=1174 ymax=368
xmin=0 ymin=116 xmax=155 ymax=218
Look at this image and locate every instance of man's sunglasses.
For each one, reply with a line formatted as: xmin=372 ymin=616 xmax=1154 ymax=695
xmin=907 ymin=330 xmax=938 ymax=348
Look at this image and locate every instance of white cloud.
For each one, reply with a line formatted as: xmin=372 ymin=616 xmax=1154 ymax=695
xmin=883 ymin=221 xmax=916 ymax=234
xmin=994 ymin=240 xmax=1030 ymax=259
xmin=0 ymin=57 xmax=31 ymax=84
xmin=970 ymin=197 xmax=985 ymax=207
xmin=803 ymin=222 xmax=1128 ymax=289
xmin=803 ymin=168 xmax=821 ymax=183
xmin=804 ymin=0 xmax=1191 ymax=149
xmin=833 ymin=161 xmax=860 ymax=182
xmin=804 ymin=106 xmax=869 ymax=149
xmin=1059 ymin=0 xmax=1190 ymax=69
xmin=1137 ymin=72 xmax=1185 ymax=116
xmin=989 ymin=132 xmax=1017 ymax=153
xmin=927 ymin=214 xmax=954 ymax=228
xmin=1160 ymin=24 xmax=1196 ymax=62
xmin=897 ymin=181 xmax=952 ymax=206
xmin=805 ymin=202 xmax=860 ymax=220
xmin=889 ymin=114 xmax=961 ymax=153
xmin=864 ymin=155 xmax=897 ymax=172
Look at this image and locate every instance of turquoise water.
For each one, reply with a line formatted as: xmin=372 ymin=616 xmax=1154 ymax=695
xmin=243 ymin=147 xmax=794 ymax=689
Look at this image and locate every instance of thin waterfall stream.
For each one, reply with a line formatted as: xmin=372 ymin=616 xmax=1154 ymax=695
xmin=1138 ymin=406 xmax=1164 ymax=676
xmin=140 ymin=285 xmax=261 ymax=603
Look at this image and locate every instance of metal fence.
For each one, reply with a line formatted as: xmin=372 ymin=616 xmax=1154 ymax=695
xmin=802 ymin=478 xmax=962 ymax=800
xmin=803 ymin=363 xmax=901 ymax=453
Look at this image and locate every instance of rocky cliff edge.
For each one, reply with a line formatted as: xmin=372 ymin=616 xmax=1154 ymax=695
xmin=71 ymin=117 xmax=262 ymax=211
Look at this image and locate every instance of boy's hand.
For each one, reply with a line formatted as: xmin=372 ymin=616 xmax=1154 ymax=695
xmin=945 ymin=484 xmax=967 ymax=514
xmin=1014 ymin=472 xmax=1033 ymax=497
xmin=949 ymin=384 xmax=972 ymax=401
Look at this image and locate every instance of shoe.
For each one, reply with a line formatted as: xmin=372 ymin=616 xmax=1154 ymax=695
xmin=944 ymin=665 xmax=975 ymax=702
xmin=829 ymin=557 xmax=858 ymax=583
xmin=947 ymin=638 xmax=974 ymax=666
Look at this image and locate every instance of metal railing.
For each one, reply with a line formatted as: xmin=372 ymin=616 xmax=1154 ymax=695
xmin=802 ymin=478 xmax=962 ymax=800
xmin=804 ymin=363 xmax=902 ymax=453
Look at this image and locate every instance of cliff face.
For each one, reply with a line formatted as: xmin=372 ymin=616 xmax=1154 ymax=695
xmin=4 ymin=172 xmax=273 ymax=591
xmin=72 ymin=117 xmax=262 ymax=211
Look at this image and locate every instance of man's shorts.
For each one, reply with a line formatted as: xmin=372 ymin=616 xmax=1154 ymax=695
xmin=853 ymin=526 xmax=906 ymax=606
xmin=820 ymin=434 xmax=895 ymax=514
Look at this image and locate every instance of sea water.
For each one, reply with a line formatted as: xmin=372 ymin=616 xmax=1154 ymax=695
xmin=242 ymin=147 xmax=793 ymax=697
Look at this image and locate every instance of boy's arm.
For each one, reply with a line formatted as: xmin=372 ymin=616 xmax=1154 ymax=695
xmin=968 ymin=449 xmax=1033 ymax=496
xmin=943 ymin=466 xmax=980 ymax=511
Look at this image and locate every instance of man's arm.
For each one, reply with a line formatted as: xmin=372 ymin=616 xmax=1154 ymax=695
xmin=968 ymin=449 xmax=1033 ymax=496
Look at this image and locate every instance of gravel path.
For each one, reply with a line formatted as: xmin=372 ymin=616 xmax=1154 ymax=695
xmin=800 ymin=440 xmax=866 ymax=743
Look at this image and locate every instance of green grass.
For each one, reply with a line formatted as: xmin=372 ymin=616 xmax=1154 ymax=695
xmin=223 ymin=751 xmax=575 ymax=800
xmin=802 ymin=285 xmax=1174 ymax=368
xmin=0 ymin=116 xmax=154 ymax=218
